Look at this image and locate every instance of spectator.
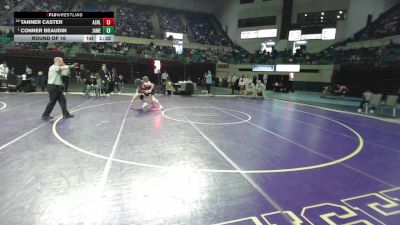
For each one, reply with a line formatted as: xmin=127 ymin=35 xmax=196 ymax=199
xmin=85 ymin=73 xmax=100 ymax=97
xmin=36 ymin=70 xmax=46 ymax=92
xmin=110 ymin=68 xmax=121 ymax=94
xmin=231 ymin=75 xmax=238 ymax=95
xmin=238 ymin=75 xmax=247 ymax=95
xmin=358 ymin=90 xmax=373 ymax=113
xmin=166 ymin=78 xmax=174 ymax=95
xmin=98 ymin=64 xmax=110 ymax=96
xmin=320 ymin=86 xmax=330 ymax=98
xmin=78 ymin=64 xmax=90 ymax=92
xmin=25 ymin=65 xmax=32 ymax=77
xmin=118 ymin=74 xmax=124 ymax=89
xmin=255 ymin=79 xmax=266 ymax=98
xmin=0 ymin=62 xmax=9 ymax=89
xmin=161 ymin=70 xmax=169 ymax=94
xmin=334 ymin=84 xmax=349 ymax=99
xmin=206 ymin=70 xmax=212 ymax=95
xmin=200 ymin=73 xmax=207 ymax=93
xmin=244 ymin=81 xmax=255 ymax=97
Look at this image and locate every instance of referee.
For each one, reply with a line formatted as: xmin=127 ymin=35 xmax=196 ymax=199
xmin=41 ymin=57 xmax=78 ymax=120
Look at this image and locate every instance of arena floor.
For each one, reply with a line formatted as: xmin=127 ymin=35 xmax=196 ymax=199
xmin=0 ymin=93 xmax=399 ymax=225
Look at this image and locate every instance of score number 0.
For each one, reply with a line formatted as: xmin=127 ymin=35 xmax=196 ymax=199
xmin=102 ymin=18 xmax=115 ymax=26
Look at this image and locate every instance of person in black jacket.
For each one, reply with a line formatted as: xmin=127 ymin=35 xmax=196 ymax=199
xmin=79 ymin=64 xmax=90 ymax=93
xmin=233 ymin=77 xmax=240 ymax=94
xmin=98 ymin=64 xmax=111 ymax=96
xmin=110 ymin=68 xmax=121 ymax=94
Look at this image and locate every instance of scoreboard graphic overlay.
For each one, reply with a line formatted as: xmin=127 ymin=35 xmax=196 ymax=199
xmin=14 ymin=12 xmax=114 ymax=42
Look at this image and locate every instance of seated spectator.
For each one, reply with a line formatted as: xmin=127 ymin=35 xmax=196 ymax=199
xmin=244 ymin=81 xmax=255 ymax=97
xmin=358 ymin=90 xmax=373 ymax=113
xmin=320 ymin=86 xmax=331 ymax=98
xmin=238 ymin=75 xmax=247 ymax=94
xmin=334 ymin=84 xmax=349 ymax=98
xmin=255 ymin=80 xmax=266 ymax=98
xmin=85 ymin=73 xmax=100 ymax=97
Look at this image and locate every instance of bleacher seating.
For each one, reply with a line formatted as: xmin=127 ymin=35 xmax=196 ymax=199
xmin=80 ymin=3 xmax=111 ymax=12
xmin=158 ymin=10 xmax=186 ymax=34
xmin=1 ymin=0 xmax=232 ymax=47
xmin=1 ymin=0 xmax=18 ymax=14
xmin=22 ymin=0 xmax=72 ymax=12
xmin=330 ymin=43 xmax=400 ymax=96
xmin=186 ymin=14 xmax=231 ymax=46
xmin=79 ymin=42 xmax=129 ymax=56
xmin=115 ymin=7 xmax=154 ymax=39
xmin=1 ymin=0 xmax=20 ymax=26
xmin=355 ymin=3 xmax=400 ymax=41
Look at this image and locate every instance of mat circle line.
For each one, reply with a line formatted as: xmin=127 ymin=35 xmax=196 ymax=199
xmin=0 ymin=101 xmax=7 ymax=111
xmin=52 ymin=101 xmax=364 ymax=173
xmin=161 ymin=107 xmax=251 ymax=125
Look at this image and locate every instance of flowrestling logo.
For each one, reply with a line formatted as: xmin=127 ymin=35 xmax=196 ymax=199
xmin=46 ymin=13 xmax=83 ymax=18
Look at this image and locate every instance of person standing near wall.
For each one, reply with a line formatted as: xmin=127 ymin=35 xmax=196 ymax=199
xmin=25 ymin=65 xmax=32 ymax=78
xmin=98 ymin=64 xmax=111 ymax=96
xmin=206 ymin=70 xmax=213 ymax=95
xmin=41 ymin=57 xmax=77 ymax=120
xmin=36 ymin=70 xmax=45 ymax=92
xmin=0 ymin=61 xmax=9 ymax=88
xmin=79 ymin=64 xmax=90 ymax=93
xmin=111 ymin=68 xmax=121 ymax=94
xmin=161 ymin=70 xmax=169 ymax=94
xmin=231 ymin=74 xmax=237 ymax=94
xmin=288 ymin=72 xmax=295 ymax=93
xmin=239 ymin=75 xmax=246 ymax=95
xmin=119 ymin=74 xmax=124 ymax=89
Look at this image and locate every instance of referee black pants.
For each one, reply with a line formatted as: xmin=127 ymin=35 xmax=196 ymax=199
xmin=42 ymin=84 xmax=70 ymax=116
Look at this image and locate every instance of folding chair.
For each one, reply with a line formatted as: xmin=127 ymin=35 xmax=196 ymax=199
xmin=0 ymin=75 xmax=17 ymax=92
xmin=365 ymin=94 xmax=383 ymax=114
xmin=0 ymin=79 xmax=7 ymax=92
xmin=379 ymin=95 xmax=399 ymax=118
xmin=185 ymin=83 xmax=194 ymax=95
